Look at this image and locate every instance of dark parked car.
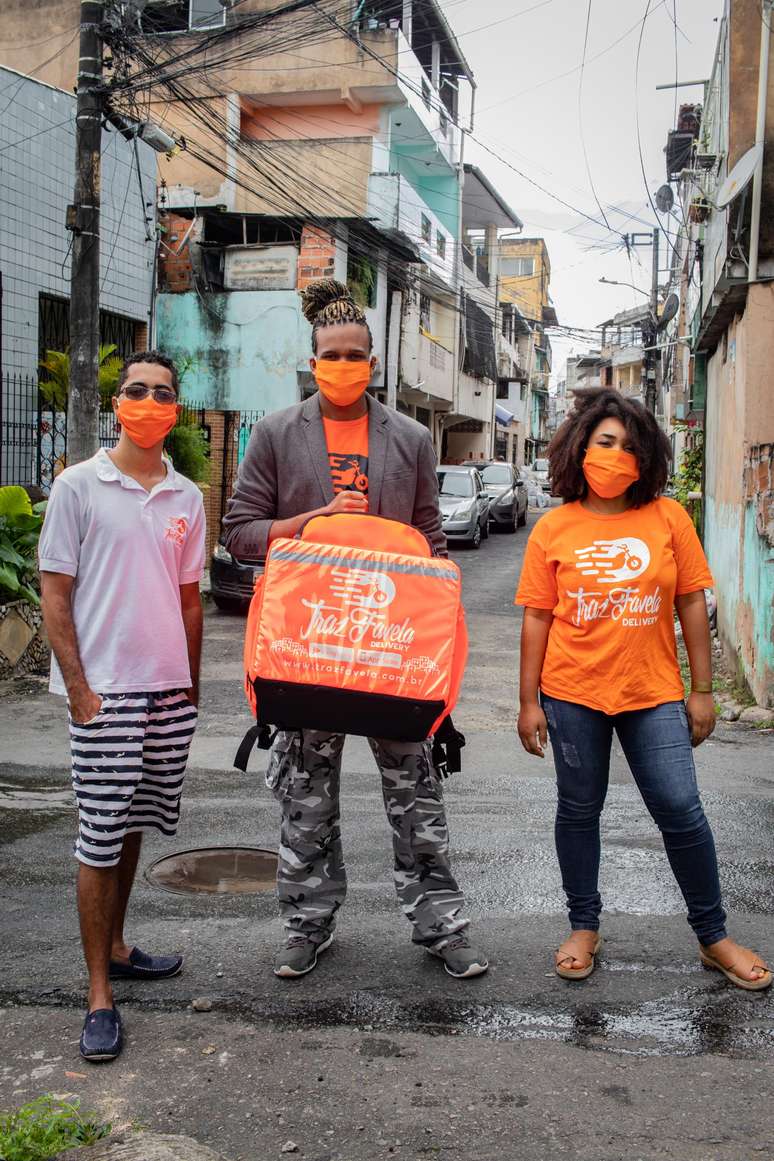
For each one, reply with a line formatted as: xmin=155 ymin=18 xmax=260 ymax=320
xmin=437 ymin=465 xmax=490 ymax=549
xmin=469 ymin=461 xmax=528 ymax=532
xmin=210 ymin=540 xmax=264 ymax=612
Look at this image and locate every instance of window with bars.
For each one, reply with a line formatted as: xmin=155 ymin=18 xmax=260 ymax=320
xmin=420 ymin=214 xmax=432 ymax=245
xmin=38 ymin=294 xmax=143 ymax=368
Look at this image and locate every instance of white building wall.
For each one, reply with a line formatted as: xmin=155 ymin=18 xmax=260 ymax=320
xmin=0 ymin=67 xmax=156 ymax=378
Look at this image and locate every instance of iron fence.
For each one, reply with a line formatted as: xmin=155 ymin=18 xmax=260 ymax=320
xmin=221 ymin=408 xmax=264 ymax=509
xmin=1 ymin=372 xmax=208 ymax=492
xmin=0 ymin=373 xmax=38 ymax=487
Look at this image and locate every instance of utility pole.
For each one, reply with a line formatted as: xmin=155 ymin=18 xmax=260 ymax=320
xmin=67 ymin=1 xmax=105 ymax=464
xmin=644 ymin=225 xmax=660 ymax=414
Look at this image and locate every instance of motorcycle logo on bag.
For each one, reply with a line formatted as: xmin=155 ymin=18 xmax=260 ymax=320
xmin=329 ymin=567 xmax=396 ymax=610
xmin=300 ymin=565 xmax=413 ymax=647
xmin=573 ymin=537 xmax=650 ymax=584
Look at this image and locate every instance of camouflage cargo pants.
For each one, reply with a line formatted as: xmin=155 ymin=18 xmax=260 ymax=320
xmin=267 ymin=729 xmax=469 ymax=946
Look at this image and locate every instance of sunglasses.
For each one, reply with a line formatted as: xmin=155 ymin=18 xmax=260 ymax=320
xmin=119 ymin=383 xmax=178 ymax=404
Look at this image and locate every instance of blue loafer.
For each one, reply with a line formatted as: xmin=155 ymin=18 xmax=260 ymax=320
xmin=109 ymin=946 xmax=183 ymax=980
xmin=80 ymin=1006 xmax=123 ymax=1062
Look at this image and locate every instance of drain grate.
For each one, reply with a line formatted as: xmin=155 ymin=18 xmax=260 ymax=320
xmin=145 ymin=846 xmax=278 ymax=895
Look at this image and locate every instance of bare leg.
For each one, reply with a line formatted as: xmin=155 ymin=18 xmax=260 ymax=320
xmin=111 ymin=831 xmax=143 ymax=963
xmin=77 ymin=863 xmax=118 ymax=1012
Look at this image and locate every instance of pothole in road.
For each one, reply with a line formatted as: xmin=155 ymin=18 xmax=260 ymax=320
xmin=145 ymin=846 xmax=278 ymax=895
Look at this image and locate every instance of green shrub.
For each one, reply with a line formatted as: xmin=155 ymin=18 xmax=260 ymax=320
xmin=0 ymin=486 xmax=46 ymax=606
xmin=166 ymin=416 xmax=210 ymax=484
xmin=0 ymin=1095 xmax=111 ymax=1160
xmin=39 ymin=345 xmax=123 ymax=410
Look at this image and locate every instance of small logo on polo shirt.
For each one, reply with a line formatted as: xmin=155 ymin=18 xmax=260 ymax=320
xmin=165 ymin=516 xmax=188 ymax=546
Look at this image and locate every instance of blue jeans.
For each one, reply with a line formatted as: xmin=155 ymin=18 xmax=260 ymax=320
xmin=542 ymin=695 xmax=727 ymax=946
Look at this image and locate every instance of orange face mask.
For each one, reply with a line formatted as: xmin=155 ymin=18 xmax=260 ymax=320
xmin=313 ymin=359 xmax=371 ymax=408
xmin=116 ymin=397 xmax=178 ymax=449
xmin=583 ymin=446 xmax=640 ymax=499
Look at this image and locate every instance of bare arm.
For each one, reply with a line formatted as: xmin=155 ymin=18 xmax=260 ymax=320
xmin=675 ymin=589 xmax=716 ymax=746
xmin=517 ymin=607 xmax=553 ymax=757
xmin=40 ymin=571 xmax=101 ymax=724
xmin=180 ymin=581 xmax=203 ymax=707
xmin=268 ymin=490 xmax=368 ymax=545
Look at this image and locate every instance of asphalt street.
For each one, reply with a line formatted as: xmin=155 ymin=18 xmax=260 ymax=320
xmin=1 ymin=513 xmax=773 ymax=1160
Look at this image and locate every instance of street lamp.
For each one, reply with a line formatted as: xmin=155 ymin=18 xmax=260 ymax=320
xmin=598 ymin=277 xmax=651 ymax=297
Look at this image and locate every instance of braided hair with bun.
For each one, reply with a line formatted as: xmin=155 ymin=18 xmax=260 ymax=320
xmin=300 ymin=278 xmax=373 ymax=353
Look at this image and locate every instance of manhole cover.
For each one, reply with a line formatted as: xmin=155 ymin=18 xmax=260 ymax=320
xmin=145 ymin=846 xmax=278 ymax=895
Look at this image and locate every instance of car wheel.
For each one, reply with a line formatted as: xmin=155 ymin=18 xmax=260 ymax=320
xmin=470 ymin=521 xmax=482 ymax=550
xmin=212 ymin=594 xmax=247 ymax=614
xmin=517 ymin=507 xmax=527 ymax=527
xmin=481 ymin=516 xmax=489 ymax=540
xmin=503 ymin=517 xmax=517 ymax=533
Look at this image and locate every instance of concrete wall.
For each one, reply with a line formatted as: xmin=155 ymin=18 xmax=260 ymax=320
xmin=156 ymin=290 xmax=304 ymax=413
xmin=0 ymin=67 xmax=155 ymax=378
xmin=499 ymin=238 xmax=551 ymax=324
xmin=704 ymin=284 xmax=774 ymax=706
xmin=0 ymin=0 xmax=80 ymax=92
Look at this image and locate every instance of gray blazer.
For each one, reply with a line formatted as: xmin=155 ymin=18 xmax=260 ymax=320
xmin=222 ymin=392 xmax=447 ymax=558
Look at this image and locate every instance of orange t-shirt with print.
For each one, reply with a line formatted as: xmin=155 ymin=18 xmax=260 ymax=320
xmin=322 ymin=415 xmax=369 ymax=496
xmin=514 ymin=497 xmax=713 ymax=715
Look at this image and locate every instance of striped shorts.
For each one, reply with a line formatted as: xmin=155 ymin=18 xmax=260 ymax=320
xmin=69 ymin=689 xmax=198 ymax=868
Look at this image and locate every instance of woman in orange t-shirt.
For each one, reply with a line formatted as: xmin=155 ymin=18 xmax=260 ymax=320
xmin=515 ymin=389 xmax=770 ymax=990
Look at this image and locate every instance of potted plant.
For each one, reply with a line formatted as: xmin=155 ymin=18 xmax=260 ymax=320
xmin=0 ymin=486 xmax=50 ymax=680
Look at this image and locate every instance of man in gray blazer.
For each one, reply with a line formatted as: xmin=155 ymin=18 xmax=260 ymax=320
xmin=222 ymin=277 xmax=487 ymax=982
xmin=223 ymin=393 xmax=445 ymax=561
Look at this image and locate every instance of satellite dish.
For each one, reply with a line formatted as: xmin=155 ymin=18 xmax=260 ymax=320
xmin=655 ymin=184 xmax=674 ymax=213
xmin=657 ymin=292 xmax=679 ymax=331
xmin=716 ymin=144 xmax=763 ymax=209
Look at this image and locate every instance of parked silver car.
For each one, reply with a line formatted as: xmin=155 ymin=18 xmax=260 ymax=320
xmin=437 ymin=465 xmax=490 ymax=549
xmin=531 ymin=457 xmax=552 ymax=492
xmin=470 ymin=461 xmax=528 ymax=532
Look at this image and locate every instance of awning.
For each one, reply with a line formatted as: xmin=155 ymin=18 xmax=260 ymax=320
xmin=495 ymin=404 xmax=515 ymax=426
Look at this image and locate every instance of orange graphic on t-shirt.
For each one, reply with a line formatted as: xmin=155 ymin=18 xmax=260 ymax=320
xmin=165 ymin=516 xmax=188 ymax=546
xmin=322 ymin=414 xmax=369 ymax=496
xmin=514 ymin=497 xmax=714 ymax=715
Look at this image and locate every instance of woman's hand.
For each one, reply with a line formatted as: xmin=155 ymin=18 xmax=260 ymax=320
xmin=518 ymin=701 xmax=548 ymax=757
xmin=686 ymin=691 xmax=716 ymax=747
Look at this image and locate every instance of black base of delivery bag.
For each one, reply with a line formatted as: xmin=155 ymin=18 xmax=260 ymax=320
xmin=235 ymin=514 xmax=467 ymax=772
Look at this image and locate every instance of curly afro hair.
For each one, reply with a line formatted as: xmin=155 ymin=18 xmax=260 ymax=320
xmin=300 ymin=278 xmax=373 ymax=353
xmin=548 ymin=388 xmax=672 ymax=506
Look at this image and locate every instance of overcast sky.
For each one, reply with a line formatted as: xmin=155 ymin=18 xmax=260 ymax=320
xmin=450 ymin=0 xmax=724 ymax=381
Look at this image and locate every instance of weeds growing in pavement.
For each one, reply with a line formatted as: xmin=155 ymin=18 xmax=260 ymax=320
xmin=0 ymin=1095 xmax=111 ymax=1160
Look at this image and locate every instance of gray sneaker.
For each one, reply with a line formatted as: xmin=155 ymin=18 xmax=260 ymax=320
xmin=273 ymin=933 xmax=334 ymax=978
xmin=427 ymin=933 xmax=488 ymax=978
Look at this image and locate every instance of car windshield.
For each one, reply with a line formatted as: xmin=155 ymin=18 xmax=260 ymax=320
xmin=437 ymin=471 xmax=473 ymax=498
xmin=534 ymin=458 xmax=549 ymax=473
xmin=481 ymin=465 xmax=511 ymax=485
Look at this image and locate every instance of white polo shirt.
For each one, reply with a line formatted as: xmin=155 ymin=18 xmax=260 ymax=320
xmin=38 ymin=448 xmax=206 ymax=696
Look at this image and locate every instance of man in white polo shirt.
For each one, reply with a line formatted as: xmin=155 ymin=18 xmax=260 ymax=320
xmin=39 ymin=350 xmax=205 ymax=1063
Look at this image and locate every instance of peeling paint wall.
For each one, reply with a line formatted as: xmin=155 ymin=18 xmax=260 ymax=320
xmin=704 ymin=284 xmax=774 ymax=707
xmin=156 ymin=291 xmax=304 ymax=413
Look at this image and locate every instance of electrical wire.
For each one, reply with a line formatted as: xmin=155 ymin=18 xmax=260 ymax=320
xmin=577 ymin=0 xmax=611 ymax=231
xmin=103 ymin=3 xmax=652 ymax=348
xmin=634 ymin=0 xmax=682 ymax=267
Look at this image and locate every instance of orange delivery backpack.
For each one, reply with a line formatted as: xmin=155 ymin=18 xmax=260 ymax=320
xmin=233 ymin=513 xmax=467 ymax=776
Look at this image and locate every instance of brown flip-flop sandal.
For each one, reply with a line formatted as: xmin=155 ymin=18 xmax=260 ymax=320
xmin=555 ymin=934 xmax=602 ymax=981
xmin=700 ymin=948 xmax=772 ymax=991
